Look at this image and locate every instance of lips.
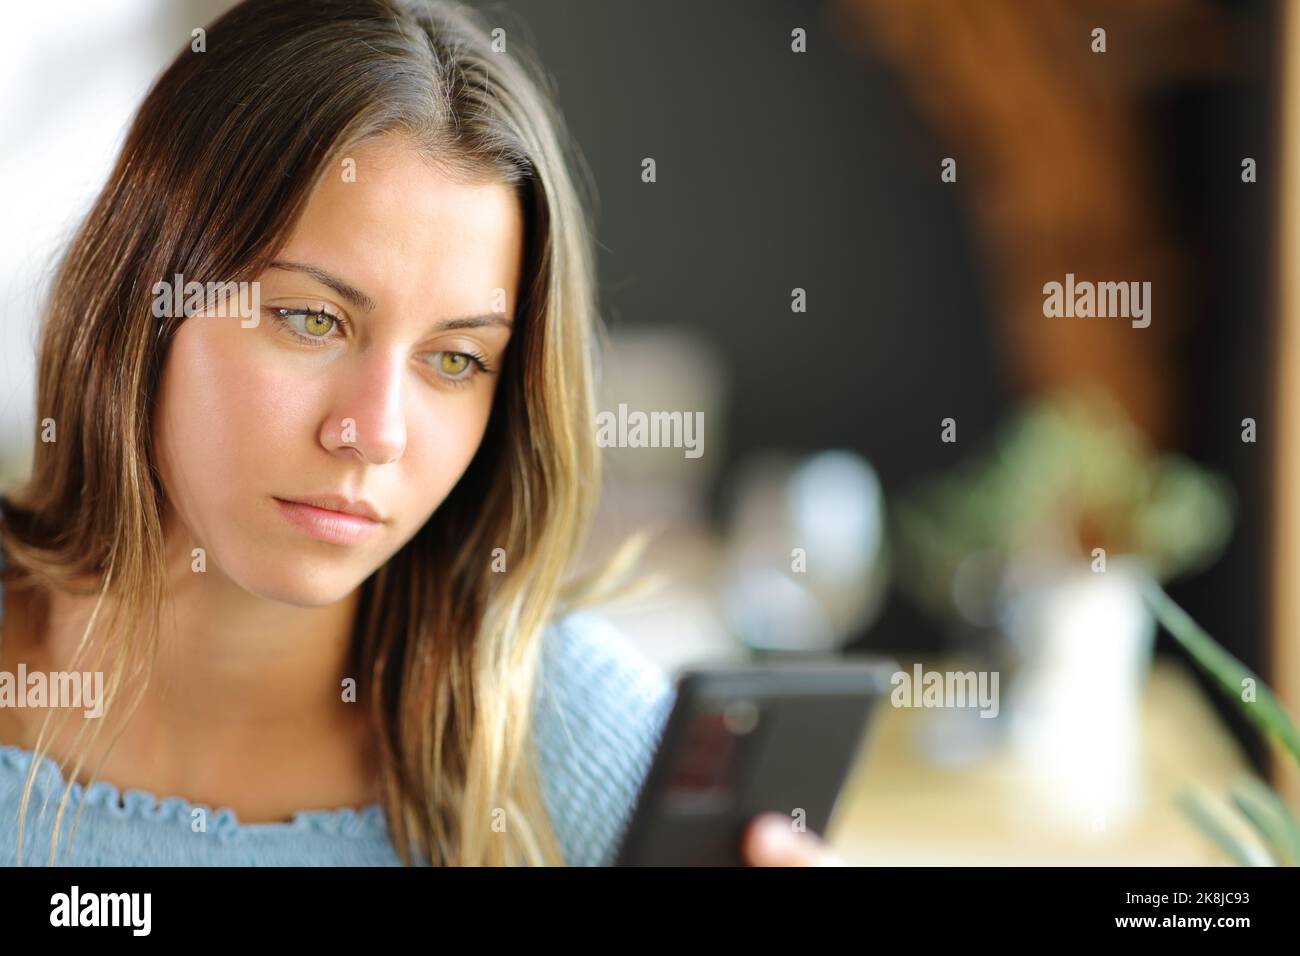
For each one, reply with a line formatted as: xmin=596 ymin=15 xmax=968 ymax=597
xmin=274 ymin=494 xmax=384 ymax=523
xmin=272 ymin=495 xmax=385 ymax=546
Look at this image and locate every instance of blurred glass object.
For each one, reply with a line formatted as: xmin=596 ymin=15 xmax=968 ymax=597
xmin=999 ymin=555 xmax=1157 ymax=829
xmin=580 ymin=325 xmax=739 ymax=672
xmin=594 ymin=325 xmax=728 ymax=530
xmin=720 ymin=450 xmax=888 ymax=653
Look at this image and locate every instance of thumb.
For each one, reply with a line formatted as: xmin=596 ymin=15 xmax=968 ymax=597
xmin=745 ymin=814 xmax=841 ymax=867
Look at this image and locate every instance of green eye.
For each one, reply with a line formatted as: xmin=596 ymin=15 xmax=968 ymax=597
xmin=268 ymin=307 xmax=490 ymax=384
xmin=427 ymin=350 xmax=490 ymax=386
xmin=272 ymin=307 xmax=341 ymax=343
xmin=302 ymin=311 xmax=336 ymax=336
xmin=439 ymin=353 xmax=470 ymax=376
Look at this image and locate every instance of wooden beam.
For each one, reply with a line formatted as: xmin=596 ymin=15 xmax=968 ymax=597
xmin=1271 ymin=0 xmax=1300 ymax=804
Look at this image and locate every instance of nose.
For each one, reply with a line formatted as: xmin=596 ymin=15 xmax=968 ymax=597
xmin=323 ymin=348 xmax=407 ymax=465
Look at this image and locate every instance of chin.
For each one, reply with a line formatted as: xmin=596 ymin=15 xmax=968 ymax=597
xmin=231 ymin=554 xmax=372 ymax=607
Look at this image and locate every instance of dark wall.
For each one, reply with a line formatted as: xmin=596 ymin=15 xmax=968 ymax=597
xmin=1159 ymin=1 xmax=1279 ymax=773
xmin=473 ymin=0 xmax=1279 ymax=766
xmin=474 ymin=0 xmax=1010 ymax=491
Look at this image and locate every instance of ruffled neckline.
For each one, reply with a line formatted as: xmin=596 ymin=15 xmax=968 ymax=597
xmin=0 ymin=742 xmax=388 ymax=839
xmin=0 ymin=542 xmax=388 ymax=842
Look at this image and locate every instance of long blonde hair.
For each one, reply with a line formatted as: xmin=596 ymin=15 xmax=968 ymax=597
xmin=0 ymin=0 xmax=627 ymax=865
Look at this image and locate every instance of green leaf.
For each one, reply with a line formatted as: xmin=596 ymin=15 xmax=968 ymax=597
xmin=1228 ymin=778 xmax=1300 ymax=867
xmin=1176 ymin=789 xmax=1274 ymax=866
xmin=1143 ymin=580 xmax=1300 ymax=767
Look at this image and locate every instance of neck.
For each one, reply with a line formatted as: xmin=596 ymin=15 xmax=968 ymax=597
xmin=2 ymin=514 xmax=376 ymax=813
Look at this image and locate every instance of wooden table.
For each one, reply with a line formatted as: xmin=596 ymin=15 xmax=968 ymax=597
xmin=827 ymin=657 xmax=1259 ymax=865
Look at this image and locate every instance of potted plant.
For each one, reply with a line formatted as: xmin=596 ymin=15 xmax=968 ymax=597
xmin=891 ymin=386 xmax=1235 ymax=826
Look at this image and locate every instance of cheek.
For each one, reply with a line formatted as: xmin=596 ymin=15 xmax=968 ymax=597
xmin=155 ymin=325 xmax=318 ymax=516
xmin=400 ymin=391 xmax=497 ymax=520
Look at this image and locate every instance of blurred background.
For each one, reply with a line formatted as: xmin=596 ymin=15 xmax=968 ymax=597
xmin=2 ymin=0 xmax=1296 ymax=864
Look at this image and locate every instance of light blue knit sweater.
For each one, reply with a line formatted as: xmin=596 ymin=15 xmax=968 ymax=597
xmin=0 ymin=549 xmax=675 ymax=866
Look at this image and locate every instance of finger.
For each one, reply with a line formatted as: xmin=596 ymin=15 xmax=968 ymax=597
xmin=743 ymin=814 xmax=836 ymax=867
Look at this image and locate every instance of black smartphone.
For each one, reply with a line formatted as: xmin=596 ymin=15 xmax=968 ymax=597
xmin=613 ymin=655 xmax=896 ymax=866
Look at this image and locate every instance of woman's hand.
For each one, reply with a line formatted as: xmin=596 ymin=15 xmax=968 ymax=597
xmin=741 ymin=812 xmax=846 ymax=866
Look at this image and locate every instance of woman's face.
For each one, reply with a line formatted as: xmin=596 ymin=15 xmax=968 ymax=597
xmin=153 ymin=135 xmax=523 ymax=605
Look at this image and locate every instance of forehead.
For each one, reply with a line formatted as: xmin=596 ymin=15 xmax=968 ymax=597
xmin=278 ymin=134 xmax=525 ymax=313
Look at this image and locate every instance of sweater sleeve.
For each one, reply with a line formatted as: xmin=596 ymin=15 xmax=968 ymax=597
xmin=531 ymin=610 xmax=676 ymax=866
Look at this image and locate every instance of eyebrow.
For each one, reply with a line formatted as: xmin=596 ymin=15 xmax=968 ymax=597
xmin=268 ymin=260 xmax=514 ymax=331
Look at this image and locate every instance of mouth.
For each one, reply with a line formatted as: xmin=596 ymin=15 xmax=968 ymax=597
xmin=276 ymin=493 xmax=384 ymax=522
xmin=272 ymin=495 xmax=385 ymax=546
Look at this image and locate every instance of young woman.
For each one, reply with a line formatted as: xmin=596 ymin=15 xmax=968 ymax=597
xmin=0 ymin=0 xmax=838 ymax=867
